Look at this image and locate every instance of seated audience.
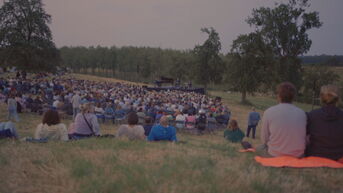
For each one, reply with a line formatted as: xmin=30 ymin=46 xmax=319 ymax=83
xmin=224 ymin=119 xmax=245 ymax=143
xmin=197 ymin=110 xmax=207 ymax=134
xmin=70 ymin=103 xmax=101 ymax=139
xmin=148 ymin=116 xmax=177 ymax=142
xmin=175 ymin=111 xmax=186 ymax=130
xmin=116 ymin=112 xmax=145 ymax=140
xmin=94 ymin=103 xmax=105 ymax=122
xmin=104 ymin=103 xmax=115 ymax=122
xmin=34 ymin=109 xmax=68 ymax=141
xmin=258 ymin=82 xmax=307 ymax=158
xmin=137 ymin=108 xmax=146 ymax=125
xmin=305 ymin=85 xmax=343 ymax=161
xmin=185 ymin=112 xmax=196 ymax=129
xmin=143 ymin=116 xmax=153 ymax=136
xmin=0 ymin=121 xmax=18 ymax=139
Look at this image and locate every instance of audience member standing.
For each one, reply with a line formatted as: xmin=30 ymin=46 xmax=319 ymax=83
xmin=246 ymin=107 xmax=260 ymax=139
xmin=71 ymin=91 xmax=81 ymax=120
xmin=7 ymin=94 xmax=19 ymax=122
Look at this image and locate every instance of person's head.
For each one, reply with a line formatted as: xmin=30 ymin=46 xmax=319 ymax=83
xmin=251 ymin=107 xmax=256 ymax=111
xmin=159 ymin=116 xmax=169 ymax=127
xmin=145 ymin=116 xmax=153 ymax=125
xmin=127 ymin=112 xmax=139 ymax=125
xmin=228 ymin=119 xmax=239 ymax=130
xmin=320 ymin=85 xmax=340 ymax=105
xmin=80 ymin=103 xmax=94 ymax=114
xmin=276 ymin=82 xmax=296 ymax=103
xmin=42 ymin=110 xmax=61 ymax=126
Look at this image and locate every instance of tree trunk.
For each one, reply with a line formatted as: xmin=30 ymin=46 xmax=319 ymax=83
xmin=241 ymin=91 xmax=247 ymax=103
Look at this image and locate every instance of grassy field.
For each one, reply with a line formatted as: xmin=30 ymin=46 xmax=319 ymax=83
xmin=0 ymin=74 xmax=342 ymax=193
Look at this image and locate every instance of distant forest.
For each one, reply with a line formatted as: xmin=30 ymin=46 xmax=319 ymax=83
xmin=300 ymin=55 xmax=343 ymax=66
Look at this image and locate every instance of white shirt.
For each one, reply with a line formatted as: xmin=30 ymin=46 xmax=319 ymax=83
xmin=261 ymin=103 xmax=307 ymax=157
xmin=71 ymin=94 xmax=81 ymax=108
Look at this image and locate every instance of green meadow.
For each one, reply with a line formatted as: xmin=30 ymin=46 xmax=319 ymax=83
xmin=0 ymin=74 xmax=342 ymax=193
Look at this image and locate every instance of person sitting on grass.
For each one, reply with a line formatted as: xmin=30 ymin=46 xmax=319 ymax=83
xmin=69 ymin=103 xmax=101 ymax=139
xmin=257 ymin=82 xmax=306 ymax=158
xmin=34 ymin=109 xmax=68 ymax=141
xmin=0 ymin=121 xmax=18 ymax=139
xmin=116 ymin=112 xmax=145 ymax=140
xmin=147 ymin=116 xmax=177 ymax=142
xmin=305 ymin=85 xmax=343 ymax=161
xmin=143 ymin=116 xmax=154 ymax=137
xmin=94 ymin=102 xmax=105 ymax=122
xmin=224 ymin=119 xmax=245 ymax=143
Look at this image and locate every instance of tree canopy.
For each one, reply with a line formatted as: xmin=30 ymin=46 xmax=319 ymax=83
xmin=227 ymin=32 xmax=274 ymax=102
xmin=246 ymin=0 xmax=322 ymax=87
xmin=0 ymin=0 xmax=59 ymax=72
xmin=193 ymin=27 xmax=224 ymax=87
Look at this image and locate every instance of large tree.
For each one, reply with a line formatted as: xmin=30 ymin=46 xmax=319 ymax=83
xmin=227 ymin=32 xmax=273 ymax=102
xmin=246 ymin=0 xmax=322 ymax=88
xmin=0 ymin=0 xmax=59 ymax=72
xmin=193 ymin=27 xmax=224 ymax=88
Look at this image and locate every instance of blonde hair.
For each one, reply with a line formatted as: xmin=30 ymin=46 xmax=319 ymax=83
xmin=320 ymin=85 xmax=340 ymax=105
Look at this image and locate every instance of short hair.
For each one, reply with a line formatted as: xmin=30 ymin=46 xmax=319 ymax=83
xmin=276 ymin=82 xmax=296 ymax=103
xmin=145 ymin=116 xmax=153 ymax=124
xmin=42 ymin=110 xmax=61 ymax=126
xmin=320 ymin=85 xmax=340 ymax=105
xmin=127 ymin=112 xmax=139 ymax=125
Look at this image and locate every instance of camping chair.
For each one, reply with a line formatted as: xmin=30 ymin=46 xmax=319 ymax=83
xmin=207 ymin=120 xmax=217 ymax=134
xmin=95 ymin=113 xmax=105 ymax=123
xmin=185 ymin=120 xmax=197 ymax=134
xmin=175 ymin=120 xmax=185 ymax=131
xmin=104 ymin=112 xmax=115 ymax=124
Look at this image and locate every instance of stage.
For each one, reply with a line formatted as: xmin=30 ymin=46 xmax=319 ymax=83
xmin=144 ymin=86 xmax=205 ymax=94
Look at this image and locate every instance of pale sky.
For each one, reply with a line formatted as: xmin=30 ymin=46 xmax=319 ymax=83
xmin=32 ymin=0 xmax=343 ymax=55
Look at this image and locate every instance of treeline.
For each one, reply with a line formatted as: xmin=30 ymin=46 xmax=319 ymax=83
xmin=60 ymin=0 xmax=343 ymax=105
xmin=300 ymin=55 xmax=343 ymax=66
xmin=60 ymin=46 xmax=198 ymax=83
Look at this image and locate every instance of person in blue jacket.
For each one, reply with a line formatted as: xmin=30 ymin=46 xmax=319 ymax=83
xmin=246 ymin=107 xmax=260 ymax=139
xmin=148 ymin=116 xmax=177 ymax=142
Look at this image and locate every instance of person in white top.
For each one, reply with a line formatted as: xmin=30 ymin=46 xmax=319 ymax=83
xmin=258 ymin=82 xmax=307 ymax=158
xmin=34 ymin=109 xmax=68 ymax=141
xmin=175 ymin=111 xmax=186 ymax=130
xmin=71 ymin=91 xmax=81 ymax=120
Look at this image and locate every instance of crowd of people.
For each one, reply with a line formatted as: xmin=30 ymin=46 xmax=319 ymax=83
xmin=0 ymin=72 xmax=342 ymax=162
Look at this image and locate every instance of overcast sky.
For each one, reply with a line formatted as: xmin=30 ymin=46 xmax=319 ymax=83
xmin=40 ymin=0 xmax=343 ymax=55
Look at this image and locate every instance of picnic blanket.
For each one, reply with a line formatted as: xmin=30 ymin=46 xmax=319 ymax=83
xmin=239 ymin=148 xmax=256 ymax=153
xmin=255 ymin=156 xmax=343 ymax=168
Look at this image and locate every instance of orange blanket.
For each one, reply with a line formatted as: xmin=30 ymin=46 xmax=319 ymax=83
xmin=239 ymin=148 xmax=256 ymax=153
xmin=255 ymin=156 xmax=343 ymax=168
